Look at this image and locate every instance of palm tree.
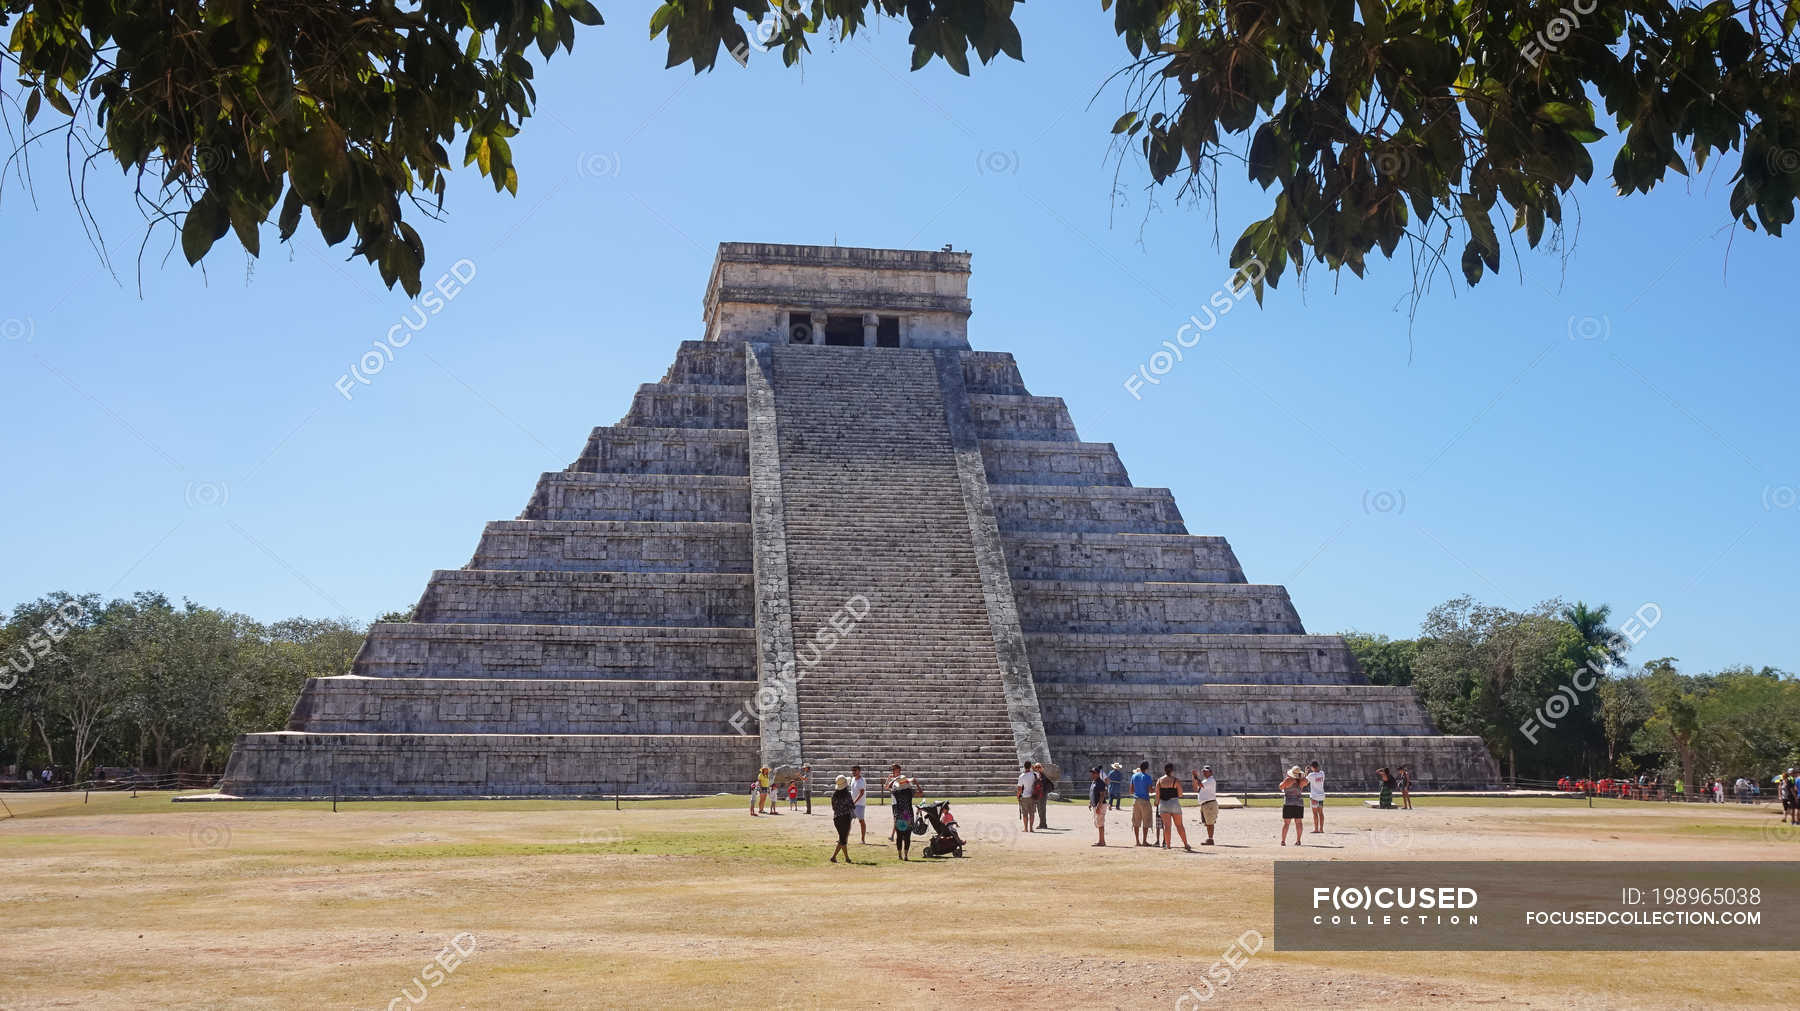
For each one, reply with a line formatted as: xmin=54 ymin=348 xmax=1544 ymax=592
xmin=1562 ymin=601 xmax=1622 ymax=671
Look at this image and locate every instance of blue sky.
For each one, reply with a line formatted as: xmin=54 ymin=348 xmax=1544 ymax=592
xmin=1 ymin=7 xmax=1794 ymax=675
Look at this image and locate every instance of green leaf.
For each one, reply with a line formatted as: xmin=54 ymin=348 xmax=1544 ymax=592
xmin=43 ymin=86 xmax=73 ymax=117
xmin=277 ymin=188 xmax=304 ymax=241
xmin=1534 ymin=102 xmax=1594 ymax=129
xmin=182 ymin=192 xmax=224 ymax=265
xmin=24 ymin=89 xmax=40 ymax=124
xmin=1461 ymin=240 xmax=1483 ymax=286
xmin=1112 ymin=111 xmax=1139 ymax=135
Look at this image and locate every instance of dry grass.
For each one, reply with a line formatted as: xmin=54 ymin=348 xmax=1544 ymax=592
xmin=1 ymin=790 xmax=1793 ymax=1009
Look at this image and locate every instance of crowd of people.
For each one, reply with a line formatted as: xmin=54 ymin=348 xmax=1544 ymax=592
xmin=1555 ymin=769 xmax=1800 ymax=811
xmin=751 ymin=758 xmax=1430 ymax=861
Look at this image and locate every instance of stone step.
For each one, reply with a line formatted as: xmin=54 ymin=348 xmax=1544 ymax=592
xmin=569 ymin=426 xmax=749 ymax=477
xmin=521 ymin=472 xmax=749 ymax=523
xmin=980 ymin=439 xmax=1131 ymax=487
xmin=1048 ymin=734 xmax=1500 ymax=792
xmin=353 ymin=622 xmax=755 ymax=680
xmin=1000 ymin=531 xmax=1246 ymax=583
xmin=470 ymin=519 xmax=751 ymax=573
xmin=219 ymin=731 xmax=760 ymax=798
xmin=1012 ymin=579 xmax=1304 ymax=635
xmin=966 ymin=394 xmax=1079 ymax=441
xmin=414 ymin=570 xmax=754 ymax=628
xmin=660 ymin=340 xmax=749 ymax=387
xmin=621 ymin=383 xmax=747 ymax=430
xmin=1023 ymin=632 xmax=1364 ymax=686
xmin=989 ymin=484 xmax=1186 ymax=535
xmin=1035 ymin=683 xmax=1440 ymax=738
xmin=289 ymin=676 xmax=754 ymax=735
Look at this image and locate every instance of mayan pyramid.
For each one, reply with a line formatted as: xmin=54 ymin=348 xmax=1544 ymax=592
xmin=220 ymin=242 xmax=1498 ymax=797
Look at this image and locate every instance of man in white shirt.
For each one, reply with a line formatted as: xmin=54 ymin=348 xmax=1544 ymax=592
xmin=1189 ymin=765 xmax=1219 ymax=845
xmin=1306 ymin=761 xmax=1326 ymax=834
xmin=1016 ymin=761 xmax=1038 ymax=833
xmin=849 ymin=765 xmax=868 ymax=844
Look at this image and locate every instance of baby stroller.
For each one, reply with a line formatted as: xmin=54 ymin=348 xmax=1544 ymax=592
xmin=914 ymin=801 xmax=965 ymax=858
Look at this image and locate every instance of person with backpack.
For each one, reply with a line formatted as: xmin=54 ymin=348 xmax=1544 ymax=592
xmin=1130 ymin=761 xmax=1155 ymax=846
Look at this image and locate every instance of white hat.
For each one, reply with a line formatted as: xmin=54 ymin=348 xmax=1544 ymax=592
xmin=1111 ymin=761 xmax=1123 ymax=769
xmin=834 ymin=774 xmax=849 ymax=789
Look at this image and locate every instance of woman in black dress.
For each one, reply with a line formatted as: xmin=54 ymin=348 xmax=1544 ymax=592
xmin=829 ymin=775 xmax=855 ymax=863
xmin=889 ymin=773 xmax=918 ymax=860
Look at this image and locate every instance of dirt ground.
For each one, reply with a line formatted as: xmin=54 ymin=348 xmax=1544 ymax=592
xmin=1 ymin=791 xmax=1794 ymax=1009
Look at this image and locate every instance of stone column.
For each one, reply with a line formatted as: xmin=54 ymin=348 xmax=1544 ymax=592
xmin=809 ymin=312 xmax=826 ymax=345
xmin=862 ymin=313 xmax=878 ymax=347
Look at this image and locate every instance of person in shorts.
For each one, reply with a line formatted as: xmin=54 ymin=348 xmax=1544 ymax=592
xmin=1156 ymin=763 xmax=1192 ymax=851
xmin=1088 ymin=766 xmax=1109 ymax=846
xmin=1016 ymin=760 xmax=1038 ymax=833
xmin=1189 ymin=765 xmax=1219 ymax=845
xmin=849 ymin=765 xmax=868 ymax=842
xmin=1305 ymin=760 xmax=1325 ymax=834
xmin=1280 ymin=766 xmax=1307 ymax=845
xmin=1130 ymin=761 xmax=1155 ymax=846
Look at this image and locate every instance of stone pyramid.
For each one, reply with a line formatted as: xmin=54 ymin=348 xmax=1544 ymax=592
xmin=220 ymin=243 xmax=1498 ymax=798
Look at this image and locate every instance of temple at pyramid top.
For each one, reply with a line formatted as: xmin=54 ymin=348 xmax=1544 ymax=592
xmin=703 ymin=241 xmax=974 ymax=348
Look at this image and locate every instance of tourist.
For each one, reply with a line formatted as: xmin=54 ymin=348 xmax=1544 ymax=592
xmin=1189 ymin=766 xmax=1219 ymax=846
xmin=1713 ymin=779 xmax=1724 ymax=804
xmin=800 ymin=763 xmax=812 ymax=814
xmin=850 ymin=765 xmax=868 ymax=843
xmin=1108 ymin=761 xmax=1125 ymax=811
xmin=890 ymin=772 xmax=918 ymax=861
xmin=1088 ymin=767 xmax=1109 ymax=847
xmin=1157 ymin=763 xmax=1193 ymax=852
xmin=1674 ymin=776 xmax=1684 ymax=801
xmin=829 ymin=775 xmax=855 ymax=863
xmin=1033 ymin=762 xmax=1054 ymax=830
xmin=1305 ymin=761 xmax=1326 ymax=834
xmin=885 ymin=763 xmax=909 ymax=841
xmin=1785 ymin=769 xmax=1798 ymax=824
xmin=1376 ymin=767 xmax=1395 ymax=809
xmin=1016 ymin=760 xmax=1038 ymax=833
xmin=1399 ymin=765 xmax=1413 ymax=810
xmin=755 ymin=766 xmax=777 ymax=816
xmin=1280 ymin=766 xmax=1307 ymax=845
xmin=1131 ymin=761 xmax=1155 ymax=846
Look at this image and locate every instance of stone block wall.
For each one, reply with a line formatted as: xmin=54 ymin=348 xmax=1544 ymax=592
xmin=521 ymin=473 xmax=750 ymax=523
xmin=291 ymin=676 xmax=749 ymax=735
xmin=989 ymin=486 xmax=1186 ymax=534
xmin=981 ymin=441 xmax=1131 ymax=487
xmin=967 ymin=394 xmax=1080 ymax=441
xmin=352 ymin=624 xmax=754 ymax=681
xmin=1035 ymin=684 xmax=1439 ymax=737
xmin=221 ymin=732 xmax=757 ymax=798
xmin=414 ymin=570 xmax=754 ymax=627
xmin=570 ymin=427 xmax=749 ymax=476
xmin=1013 ymin=580 xmax=1305 ymax=635
xmin=1022 ymin=633 xmax=1361 ymax=685
xmin=1000 ymin=532 xmax=1245 ymax=583
xmin=622 ymin=385 xmax=747 ymax=429
xmin=471 ymin=520 xmax=752 ymax=573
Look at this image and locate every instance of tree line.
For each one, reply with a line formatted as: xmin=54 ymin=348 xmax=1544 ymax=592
xmin=6 ymin=588 xmax=1794 ymax=788
xmin=1343 ymin=596 xmax=1800 ymax=787
xmin=0 ymin=591 xmax=407 ymax=782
